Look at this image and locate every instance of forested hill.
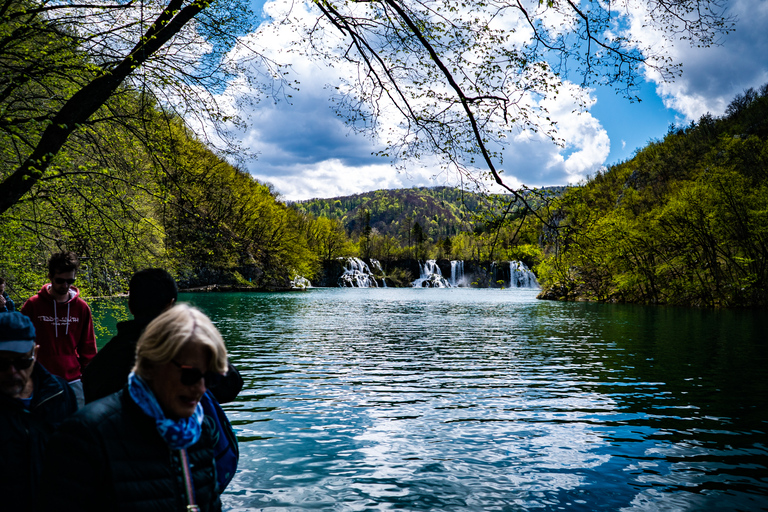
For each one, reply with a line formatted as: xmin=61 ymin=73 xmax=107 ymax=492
xmin=291 ymin=186 xmax=566 ymax=239
xmin=536 ymin=84 xmax=768 ymax=308
xmin=293 ymin=187 xmax=475 ymax=239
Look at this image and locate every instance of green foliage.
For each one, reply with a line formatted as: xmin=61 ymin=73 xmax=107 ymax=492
xmin=0 ymin=0 xmax=258 ymax=214
xmin=293 ymin=187 xmax=473 ymax=239
xmin=539 ymin=86 xmax=768 ymax=307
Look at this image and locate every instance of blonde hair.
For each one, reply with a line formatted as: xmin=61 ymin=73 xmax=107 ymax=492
xmin=133 ymin=304 xmax=227 ymax=378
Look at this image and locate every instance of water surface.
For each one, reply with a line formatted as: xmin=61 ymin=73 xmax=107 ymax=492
xmin=95 ymin=288 xmax=768 ymax=510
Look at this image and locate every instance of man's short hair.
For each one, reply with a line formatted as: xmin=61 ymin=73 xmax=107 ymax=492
xmin=48 ymin=251 xmax=80 ymax=276
xmin=0 ymin=277 xmax=5 ymax=285
xmin=128 ymin=268 xmax=178 ymax=320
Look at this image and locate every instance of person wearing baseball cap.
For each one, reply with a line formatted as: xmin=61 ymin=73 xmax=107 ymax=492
xmin=0 ymin=312 xmax=78 ymax=512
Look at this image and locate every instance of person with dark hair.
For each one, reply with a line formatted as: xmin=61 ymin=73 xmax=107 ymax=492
xmin=21 ymin=251 xmax=96 ymax=408
xmin=0 ymin=312 xmax=78 ymax=512
xmin=0 ymin=277 xmax=15 ymax=312
xmin=82 ymin=268 xmax=178 ymax=404
xmin=82 ymin=269 xmax=242 ymax=405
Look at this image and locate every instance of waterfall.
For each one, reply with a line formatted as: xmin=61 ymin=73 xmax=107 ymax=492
xmin=450 ymin=260 xmax=465 ymax=287
xmin=412 ymin=259 xmax=452 ymax=288
xmin=338 ymin=257 xmax=379 ymax=288
xmin=423 ymin=260 xmax=441 ymax=277
xmin=509 ymin=260 xmax=539 ymax=288
xmin=370 ymin=259 xmax=387 ymax=287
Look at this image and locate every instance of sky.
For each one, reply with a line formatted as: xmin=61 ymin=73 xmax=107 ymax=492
xmin=207 ymin=0 xmax=768 ymax=201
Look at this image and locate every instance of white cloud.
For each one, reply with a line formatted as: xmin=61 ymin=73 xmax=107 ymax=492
xmin=628 ymin=0 xmax=768 ymax=120
xmin=205 ymin=0 xmax=766 ymax=200
xmin=256 ymin=159 xmax=464 ymax=200
xmin=479 ymin=109 xmax=609 ymax=190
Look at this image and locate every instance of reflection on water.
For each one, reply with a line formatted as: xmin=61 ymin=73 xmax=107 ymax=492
xmin=95 ymin=289 xmax=768 ymax=511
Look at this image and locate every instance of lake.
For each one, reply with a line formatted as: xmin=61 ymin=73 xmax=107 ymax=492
xmin=93 ymin=288 xmax=768 ymax=511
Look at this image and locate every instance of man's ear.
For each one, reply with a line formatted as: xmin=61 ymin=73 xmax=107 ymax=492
xmin=163 ymin=298 xmax=176 ymax=312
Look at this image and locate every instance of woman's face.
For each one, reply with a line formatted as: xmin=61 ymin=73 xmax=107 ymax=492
xmin=148 ymin=341 xmax=210 ymax=420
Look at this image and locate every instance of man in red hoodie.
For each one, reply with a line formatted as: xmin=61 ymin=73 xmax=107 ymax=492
xmin=22 ymin=251 xmax=96 ymax=408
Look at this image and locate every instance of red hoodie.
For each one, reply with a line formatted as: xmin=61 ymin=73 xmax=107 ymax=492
xmin=21 ymin=284 xmax=97 ymax=382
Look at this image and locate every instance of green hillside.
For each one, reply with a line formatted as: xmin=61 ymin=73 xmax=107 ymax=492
xmin=293 ymin=187 xmax=480 ymax=239
xmin=537 ymin=84 xmax=768 ymax=307
xmin=293 ymin=186 xmax=563 ymax=242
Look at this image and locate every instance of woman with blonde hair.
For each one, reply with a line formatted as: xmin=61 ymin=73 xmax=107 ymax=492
xmin=41 ymin=304 xmax=234 ymax=511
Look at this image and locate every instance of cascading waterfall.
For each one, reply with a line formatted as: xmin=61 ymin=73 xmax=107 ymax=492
xmin=509 ymin=260 xmax=539 ymax=288
xmin=369 ymin=259 xmax=387 ymax=287
xmin=412 ymin=260 xmax=452 ymax=288
xmin=338 ymin=257 xmax=379 ymax=287
xmin=450 ymin=260 xmax=465 ymax=287
xmin=333 ymin=258 xmax=535 ymax=289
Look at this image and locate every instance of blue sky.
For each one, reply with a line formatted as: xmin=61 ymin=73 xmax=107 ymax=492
xmin=211 ymin=0 xmax=768 ymax=200
xmin=591 ymin=82 xmax=678 ymax=164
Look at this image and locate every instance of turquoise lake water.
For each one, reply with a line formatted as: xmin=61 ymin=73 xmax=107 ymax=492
xmin=92 ymin=288 xmax=768 ymax=511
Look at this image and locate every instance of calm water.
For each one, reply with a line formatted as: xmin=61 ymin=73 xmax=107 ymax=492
xmin=93 ymin=288 xmax=768 ymax=511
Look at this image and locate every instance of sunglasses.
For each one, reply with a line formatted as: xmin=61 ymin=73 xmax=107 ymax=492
xmin=0 ymin=356 xmax=35 ymax=372
xmin=171 ymin=359 xmax=223 ymax=388
xmin=54 ymin=277 xmax=76 ymax=285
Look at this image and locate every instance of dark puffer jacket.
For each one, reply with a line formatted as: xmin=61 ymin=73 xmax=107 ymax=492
xmin=39 ymin=389 xmax=222 ymax=512
xmin=0 ymin=364 xmax=77 ymax=512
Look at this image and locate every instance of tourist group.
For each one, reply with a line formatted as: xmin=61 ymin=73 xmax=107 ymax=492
xmin=1 ymin=252 xmax=240 ymax=511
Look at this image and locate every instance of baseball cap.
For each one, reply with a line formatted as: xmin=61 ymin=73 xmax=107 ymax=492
xmin=0 ymin=312 xmax=36 ymax=353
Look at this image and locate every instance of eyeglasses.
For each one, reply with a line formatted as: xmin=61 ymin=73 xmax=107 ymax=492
xmin=171 ymin=360 xmax=223 ymax=388
xmin=53 ymin=277 xmax=76 ymax=285
xmin=0 ymin=356 xmax=35 ymax=372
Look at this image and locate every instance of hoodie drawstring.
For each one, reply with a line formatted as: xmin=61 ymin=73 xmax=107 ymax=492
xmin=52 ymin=290 xmax=72 ymax=336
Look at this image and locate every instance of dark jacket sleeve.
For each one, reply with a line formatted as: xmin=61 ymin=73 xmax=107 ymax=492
xmin=82 ymin=339 xmax=135 ymax=404
xmin=45 ymin=373 xmax=79 ymax=425
xmin=210 ymin=361 xmax=243 ymax=404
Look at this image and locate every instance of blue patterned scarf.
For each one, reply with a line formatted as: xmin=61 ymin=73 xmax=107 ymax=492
xmin=128 ymin=372 xmax=203 ymax=449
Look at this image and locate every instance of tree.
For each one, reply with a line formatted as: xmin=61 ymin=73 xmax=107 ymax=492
xmin=536 ymin=87 xmax=768 ymax=307
xmin=442 ymin=237 xmax=453 ymax=260
xmin=304 ymin=216 xmax=350 ymax=265
xmin=2 ymin=0 xmax=735 ymax=219
xmin=0 ymin=0 xmax=258 ymax=214
xmin=309 ymin=0 xmax=733 ymax=215
xmin=358 ymin=208 xmax=372 ymax=259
